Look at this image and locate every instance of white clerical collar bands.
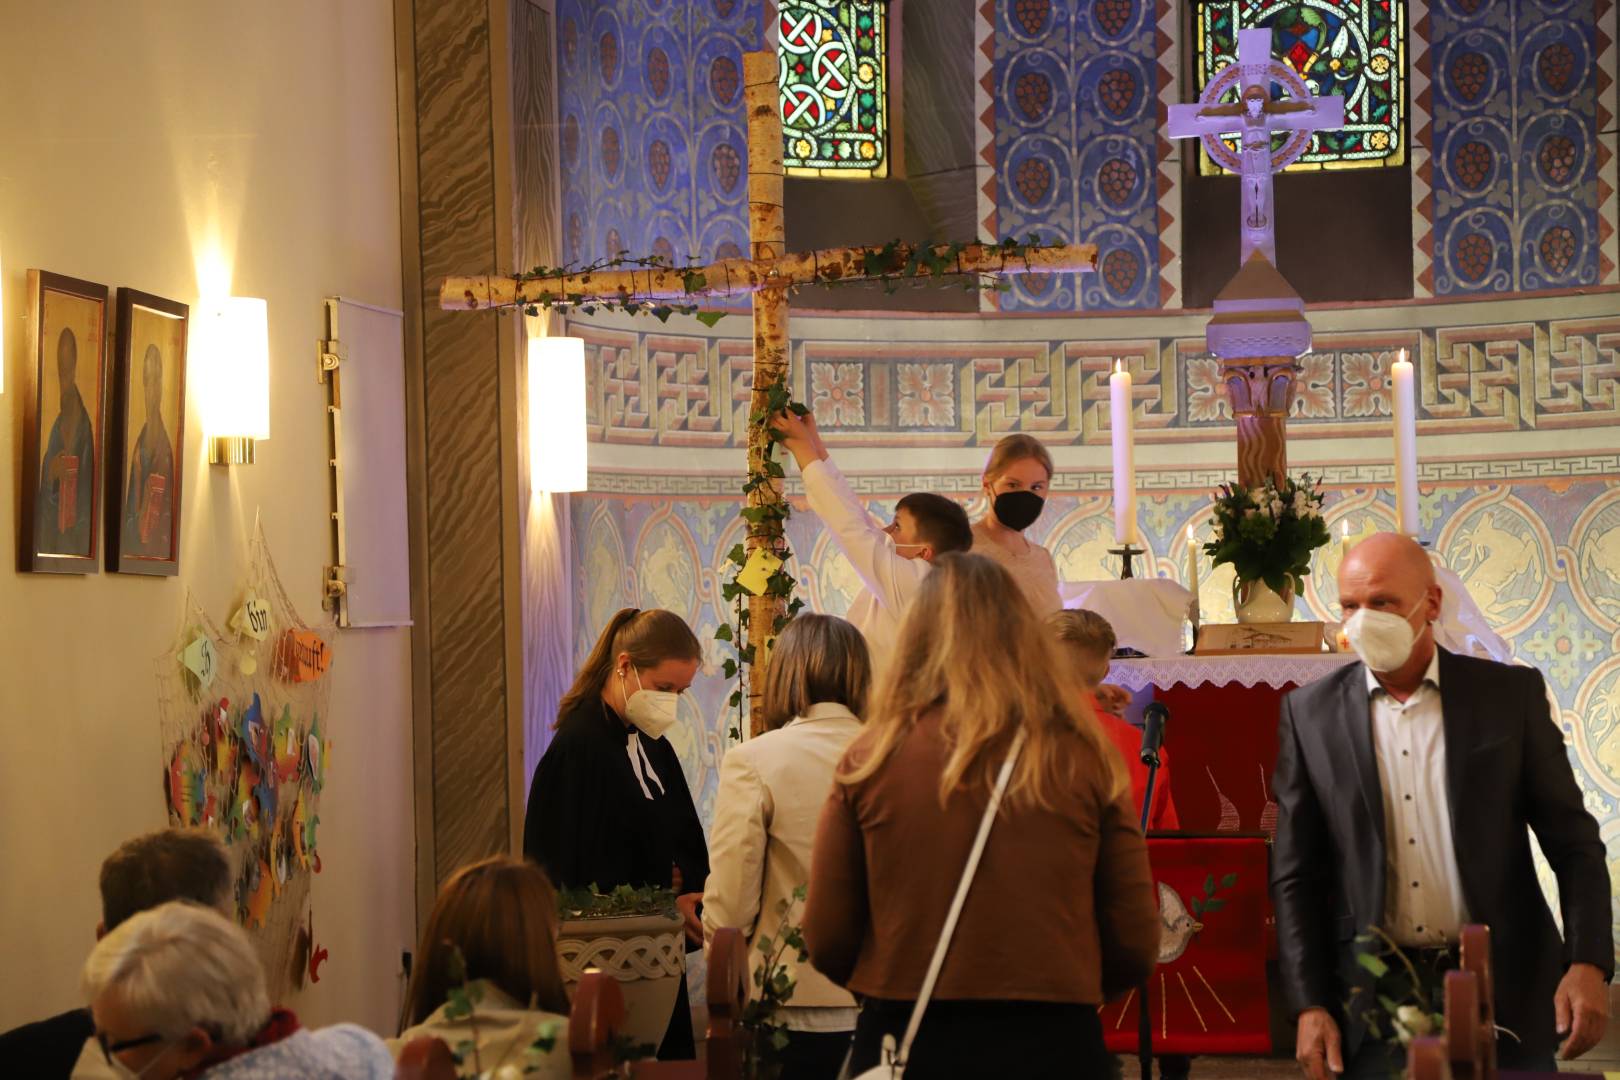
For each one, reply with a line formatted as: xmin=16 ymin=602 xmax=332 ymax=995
xmin=626 ymin=732 xmax=665 ymax=800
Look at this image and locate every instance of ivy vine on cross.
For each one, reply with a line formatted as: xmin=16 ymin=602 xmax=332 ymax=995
xmin=441 ymin=49 xmax=1096 ymax=737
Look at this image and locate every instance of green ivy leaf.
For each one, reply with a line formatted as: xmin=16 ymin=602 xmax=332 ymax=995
xmin=1357 ymin=954 xmax=1390 ymax=979
xmin=715 ymin=623 xmax=734 ymax=643
xmin=694 ymin=310 xmax=726 ymax=328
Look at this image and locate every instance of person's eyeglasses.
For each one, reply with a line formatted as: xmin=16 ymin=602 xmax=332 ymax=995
xmin=97 ymin=1030 xmax=165 ymax=1065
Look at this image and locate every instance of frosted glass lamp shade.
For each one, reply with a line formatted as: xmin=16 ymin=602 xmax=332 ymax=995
xmin=194 ymin=297 xmax=270 ymax=450
xmin=529 ymin=335 xmax=588 ymax=493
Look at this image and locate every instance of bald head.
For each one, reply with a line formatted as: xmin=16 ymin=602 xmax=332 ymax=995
xmin=1341 ymin=532 xmax=1435 ymax=592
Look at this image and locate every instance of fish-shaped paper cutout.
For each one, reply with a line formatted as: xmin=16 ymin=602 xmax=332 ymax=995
xmin=275 ymin=629 xmax=331 ymax=684
xmin=293 ymin=789 xmax=311 ymax=868
xmin=240 ymin=695 xmax=269 ymax=770
xmin=273 ymin=705 xmax=302 ymax=783
xmin=180 ymin=636 xmax=217 ymax=690
xmin=243 ymin=858 xmax=275 ymax=928
xmin=230 ymin=596 xmax=273 ymax=641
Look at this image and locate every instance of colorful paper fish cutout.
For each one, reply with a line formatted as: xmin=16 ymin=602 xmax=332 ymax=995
xmin=273 ymin=705 xmax=302 ymax=783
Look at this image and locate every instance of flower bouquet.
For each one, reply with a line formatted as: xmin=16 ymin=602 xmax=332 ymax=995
xmin=1203 ymin=474 xmax=1330 ymax=622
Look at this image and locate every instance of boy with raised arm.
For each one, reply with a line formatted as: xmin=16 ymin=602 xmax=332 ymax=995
xmin=772 ymin=410 xmax=971 ymax=675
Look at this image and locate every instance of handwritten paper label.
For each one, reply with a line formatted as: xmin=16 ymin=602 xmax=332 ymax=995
xmin=181 ymin=636 xmax=217 ymax=689
xmin=276 ymin=629 xmax=332 ymax=683
xmin=737 ymin=547 xmax=783 ymax=597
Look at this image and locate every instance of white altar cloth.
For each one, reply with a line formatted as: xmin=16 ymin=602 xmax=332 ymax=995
xmin=1105 ymin=653 xmax=1358 ymax=692
xmin=1060 ymin=578 xmax=1193 ymax=658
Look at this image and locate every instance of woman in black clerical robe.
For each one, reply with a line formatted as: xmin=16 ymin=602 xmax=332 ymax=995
xmin=523 ymin=607 xmax=710 ymax=1060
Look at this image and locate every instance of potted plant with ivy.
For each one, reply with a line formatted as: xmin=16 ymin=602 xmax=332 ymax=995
xmin=1203 ymin=473 xmax=1330 ymax=623
xmin=554 ymin=884 xmax=685 ymax=1056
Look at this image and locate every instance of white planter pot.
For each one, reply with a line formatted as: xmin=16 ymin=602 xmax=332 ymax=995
xmin=557 ymin=912 xmax=686 ymax=1054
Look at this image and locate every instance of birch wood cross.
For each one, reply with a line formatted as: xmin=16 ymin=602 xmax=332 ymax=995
xmin=442 ymin=50 xmax=1096 ymax=734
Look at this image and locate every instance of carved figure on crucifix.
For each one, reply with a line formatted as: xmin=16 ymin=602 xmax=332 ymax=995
xmin=1169 ymin=28 xmax=1346 ymax=266
xmin=1168 ymin=28 xmax=1345 ymax=487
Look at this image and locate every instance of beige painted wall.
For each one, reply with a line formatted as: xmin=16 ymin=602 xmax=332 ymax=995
xmin=0 ymin=1 xmax=415 ymax=1036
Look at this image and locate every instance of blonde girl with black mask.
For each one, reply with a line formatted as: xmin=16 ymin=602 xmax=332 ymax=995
xmin=522 ymin=607 xmax=708 ymax=1060
xmin=971 ymin=434 xmax=1062 ymax=616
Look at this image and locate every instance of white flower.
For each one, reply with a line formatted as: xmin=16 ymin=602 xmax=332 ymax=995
xmin=1392 ymin=1005 xmax=1435 ymax=1046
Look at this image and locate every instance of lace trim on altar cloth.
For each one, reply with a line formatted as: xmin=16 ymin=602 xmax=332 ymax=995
xmin=1105 ymin=653 xmax=1359 ymax=692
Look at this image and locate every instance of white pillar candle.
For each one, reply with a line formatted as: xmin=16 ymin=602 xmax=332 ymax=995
xmin=1111 ymin=361 xmax=1137 ymax=544
xmin=1186 ymin=524 xmax=1199 ymax=595
xmin=1340 ymin=519 xmax=1351 ymax=561
xmin=1391 ymin=348 xmax=1419 ymax=536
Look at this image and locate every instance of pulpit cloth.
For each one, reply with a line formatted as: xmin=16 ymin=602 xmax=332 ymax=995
xmin=1102 ymin=835 xmax=1272 ymax=1056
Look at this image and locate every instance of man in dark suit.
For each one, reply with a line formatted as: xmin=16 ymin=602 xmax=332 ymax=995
xmin=1273 ymin=533 xmax=1611 ymax=1078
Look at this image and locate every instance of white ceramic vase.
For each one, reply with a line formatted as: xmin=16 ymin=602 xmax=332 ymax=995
xmin=557 ymin=912 xmax=686 ymax=1054
xmin=1234 ymin=579 xmax=1295 ymax=624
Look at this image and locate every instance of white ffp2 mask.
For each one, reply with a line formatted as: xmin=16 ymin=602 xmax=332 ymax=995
xmin=1344 ymin=599 xmax=1428 ymax=673
xmin=622 ymin=667 xmax=679 ymax=740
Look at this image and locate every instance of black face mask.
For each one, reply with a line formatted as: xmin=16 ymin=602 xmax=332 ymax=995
xmin=992 ymin=490 xmax=1045 ymax=532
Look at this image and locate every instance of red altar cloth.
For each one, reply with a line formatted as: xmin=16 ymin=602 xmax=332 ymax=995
xmin=1103 ymin=835 xmax=1272 ymax=1056
xmin=1156 ymin=682 xmax=1294 ymax=836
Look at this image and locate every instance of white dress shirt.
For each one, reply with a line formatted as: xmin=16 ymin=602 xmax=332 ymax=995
xmin=800 ymin=458 xmax=929 ymax=676
xmin=1368 ymin=651 xmax=1469 ymax=947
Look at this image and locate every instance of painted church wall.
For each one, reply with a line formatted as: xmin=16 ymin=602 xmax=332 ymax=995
xmin=0 ymin=1 xmax=414 ymax=1037
xmin=564 ymin=290 xmax=1620 ymax=950
xmin=556 ymin=0 xmax=1619 ymax=311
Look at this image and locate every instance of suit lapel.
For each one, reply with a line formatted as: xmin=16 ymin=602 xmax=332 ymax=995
xmin=1339 ymin=664 xmax=1387 ymax=920
xmin=1435 ymin=648 xmax=1476 ymax=906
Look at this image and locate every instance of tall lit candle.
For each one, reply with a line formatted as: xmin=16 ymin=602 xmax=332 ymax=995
xmin=1391 ymin=348 xmax=1419 ymax=536
xmin=1111 ymin=361 xmax=1137 ymax=544
xmin=1186 ymin=524 xmax=1200 ymax=595
xmin=1340 ymin=520 xmax=1351 ymax=560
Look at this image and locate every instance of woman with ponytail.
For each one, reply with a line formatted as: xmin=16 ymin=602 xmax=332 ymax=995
xmin=522 ymin=607 xmax=709 ymax=1059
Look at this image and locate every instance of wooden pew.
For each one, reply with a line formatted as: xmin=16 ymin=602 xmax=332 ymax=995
xmin=571 ymin=927 xmax=749 ymax=1080
xmin=1408 ymin=924 xmax=1496 ymax=1080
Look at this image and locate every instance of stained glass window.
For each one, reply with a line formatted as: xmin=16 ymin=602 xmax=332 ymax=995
xmin=1193 ymin=1 xmax=1406 ymax=175
xmin=778 ymin=0 xmax=889 ymax=178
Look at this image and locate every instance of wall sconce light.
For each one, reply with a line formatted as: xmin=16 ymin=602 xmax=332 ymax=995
xmin=528 ymin=335 xmax=587 ymax=493
xmin=194 ymin=296 xmax=269 ymax=464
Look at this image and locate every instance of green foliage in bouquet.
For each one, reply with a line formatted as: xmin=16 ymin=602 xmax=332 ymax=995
xmin=1203 ymin=474 xmax=1331 ymax=597
xmin=1350 ymin=927 xmax=1448 ymax=1077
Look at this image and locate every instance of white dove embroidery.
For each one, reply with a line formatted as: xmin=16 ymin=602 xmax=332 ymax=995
xmin=1157 ymin=881 xmax=1204 ymax=963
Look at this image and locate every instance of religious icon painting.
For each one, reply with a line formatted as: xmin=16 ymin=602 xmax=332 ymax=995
xmin=106 ymin=289 xmax=188 ymax=576
xmin=19 ymin=270 xmax=109 ymax=574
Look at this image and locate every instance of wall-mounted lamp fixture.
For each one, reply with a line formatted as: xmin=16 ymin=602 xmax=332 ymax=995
xmin=528 ymin=335 xmax=587 ymax=493
xmin=194 ymin=296 xmax=269 ymax=464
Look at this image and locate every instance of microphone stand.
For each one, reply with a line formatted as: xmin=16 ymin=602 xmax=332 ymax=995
xmin=1137 ymin=707 xmax=1167 ymax=1080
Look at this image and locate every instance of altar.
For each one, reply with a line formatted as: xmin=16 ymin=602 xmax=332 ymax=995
xmin=1108 ymin=653 xmax=1355 ymax=838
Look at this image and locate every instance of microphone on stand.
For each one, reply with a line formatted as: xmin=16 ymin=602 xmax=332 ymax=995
xmin=1136 ymin=699 xmax=1171 ymax=1078
xmin=1140 ymin=702 xmax=1169 ymax=768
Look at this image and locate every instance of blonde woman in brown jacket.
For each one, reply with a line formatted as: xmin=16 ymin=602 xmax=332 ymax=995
xmin=804 ymin=553 xmax=1159 ymax=1077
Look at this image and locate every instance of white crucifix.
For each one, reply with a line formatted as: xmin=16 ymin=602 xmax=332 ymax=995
xmin=1169 ymin=28 xmax=1345 ymax=266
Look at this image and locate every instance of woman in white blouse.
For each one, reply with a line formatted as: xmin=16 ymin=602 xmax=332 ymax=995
xmin=971 ymin=434 xmax=1062 ymax=615
xmin=702 ymin=614 xmax=871 ymax=1079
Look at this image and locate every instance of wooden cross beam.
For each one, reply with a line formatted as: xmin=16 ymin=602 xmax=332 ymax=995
xmin=441 ymin=50 xmax=1095 ymax=735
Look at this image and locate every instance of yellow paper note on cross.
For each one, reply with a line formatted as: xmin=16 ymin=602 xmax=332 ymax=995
xmin=737 ymin=547 xmax=783 ymax=597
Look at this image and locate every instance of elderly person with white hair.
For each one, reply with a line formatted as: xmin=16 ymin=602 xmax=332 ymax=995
xmin=81 ymin=901 xmax=392 ymax=1079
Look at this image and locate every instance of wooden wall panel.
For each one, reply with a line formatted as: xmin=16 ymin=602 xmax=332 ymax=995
xmin=400 ymin=0 xmax=522 ymax=891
